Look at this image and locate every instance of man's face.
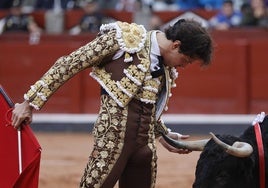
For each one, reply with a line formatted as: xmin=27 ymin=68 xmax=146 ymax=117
xmin=162 ymin=40 xmax=199 ymax=68
xmin=83 ymin=2 xmax=98 ymax=13
xmin=222 ymin=3 xmax=234 ymax=17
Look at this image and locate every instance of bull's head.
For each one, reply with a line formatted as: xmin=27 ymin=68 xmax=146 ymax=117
xmin=161 ymin=112 xmax=267 ymax=156
xmin=192 ymin=134 xmax=257 ymax=188
xmin=162 ymin=112 xmax=268 ymax=188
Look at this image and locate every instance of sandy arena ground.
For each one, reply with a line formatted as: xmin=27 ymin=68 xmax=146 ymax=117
xmin=36 ymin=133 xmax=206 ymax=188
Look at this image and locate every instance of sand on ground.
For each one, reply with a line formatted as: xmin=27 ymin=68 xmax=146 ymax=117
xmin=36 ymin=133 xmax=205 ymax=188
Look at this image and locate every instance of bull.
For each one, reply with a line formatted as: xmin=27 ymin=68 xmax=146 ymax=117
xmin=162 ymin=113 xmax=268 ymax=188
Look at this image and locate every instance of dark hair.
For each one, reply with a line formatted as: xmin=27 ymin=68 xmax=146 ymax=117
xmin=165 ymin=19 xmax=213 ymax=66
xmin=223 ymin=0 xmax=233 ymax=5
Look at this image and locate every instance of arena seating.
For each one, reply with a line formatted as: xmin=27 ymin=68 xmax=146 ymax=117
xmin=1 ymin=10 xmax=267 ymax=114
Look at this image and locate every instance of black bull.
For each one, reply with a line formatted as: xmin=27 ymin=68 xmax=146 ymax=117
xmin=162 ymin=115 xmax=268 ymax=188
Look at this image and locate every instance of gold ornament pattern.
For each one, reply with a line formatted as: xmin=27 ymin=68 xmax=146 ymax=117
xmin=90 ymin=28 xmax=150 ymax=108
xmin=80 ymin=95 xmax=128 ymax=187
xmin=148 ymin=113 xmax=158 ymax=188
xmin=24 ymin=30 xmax=120 ymax=110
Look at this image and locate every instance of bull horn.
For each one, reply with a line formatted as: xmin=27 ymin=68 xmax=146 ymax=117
xmin=210 ymin=132 xmax=253 ymax=158
xmin=161 ymin=133 xmax=209 ymax=151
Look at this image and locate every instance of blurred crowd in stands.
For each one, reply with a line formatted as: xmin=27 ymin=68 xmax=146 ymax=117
xmin=0 ymin=0 xmax=267 ymax=36
xmin=209 ymin=0 xmax=268 ymax=29
xmin=1 ymin=0 xmax=267 ymax=12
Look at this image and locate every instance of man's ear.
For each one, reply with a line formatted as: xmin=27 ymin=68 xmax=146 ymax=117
xmin=172 ymin=40 xmax=181 ymax=49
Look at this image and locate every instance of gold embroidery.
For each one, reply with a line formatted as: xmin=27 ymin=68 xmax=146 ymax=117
xmin=24 ymin=30 xmax=120 ymax=110
xmin=148 ymin=110 xmax=158 ymax=188
xmin=90 ymin=68 xmax=132 ymax=107
xmin=80 ymin=95 xmax=128 ymax=187
xmin=100 ymin=22 xmax=147 ymax=62
xmin=90 ymin=31 xmax=174 ymax=111
xmin=116 ymin=22 xmax=146 ymax=53
xmin=89 ymin=25 xmax=151 ymax=107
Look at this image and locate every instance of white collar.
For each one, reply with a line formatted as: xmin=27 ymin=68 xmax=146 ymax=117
xmin=151 ymin=30 xmax=161 ymax=57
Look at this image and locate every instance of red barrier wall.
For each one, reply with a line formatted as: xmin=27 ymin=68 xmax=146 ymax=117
xmin=249 ymin=39 xmax=268 ymax=113
xmin=170 ymin=38 xmax=249 ymax=114
xmin=0 ymin=34 xmax=90 ymax=113
xmin=1 ymin=28 xmax=268 ymax=114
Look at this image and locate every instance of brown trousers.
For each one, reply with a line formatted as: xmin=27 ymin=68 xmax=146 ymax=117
xmin=80 ymin=95 xmax=157 ymax=188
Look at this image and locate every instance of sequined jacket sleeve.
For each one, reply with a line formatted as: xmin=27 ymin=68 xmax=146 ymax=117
xmin=24 ymin=30 xmax=120 ymax=110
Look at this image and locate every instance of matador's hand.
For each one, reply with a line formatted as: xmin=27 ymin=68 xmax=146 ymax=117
xmin=159 ymin=132 xmax=192 ymax=154
xmin=12 ymin=101 xmax=33 ymax=129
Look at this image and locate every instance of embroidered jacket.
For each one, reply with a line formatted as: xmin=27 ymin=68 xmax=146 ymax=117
xmin=24 ymin=21 xmax=178 ymax=135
